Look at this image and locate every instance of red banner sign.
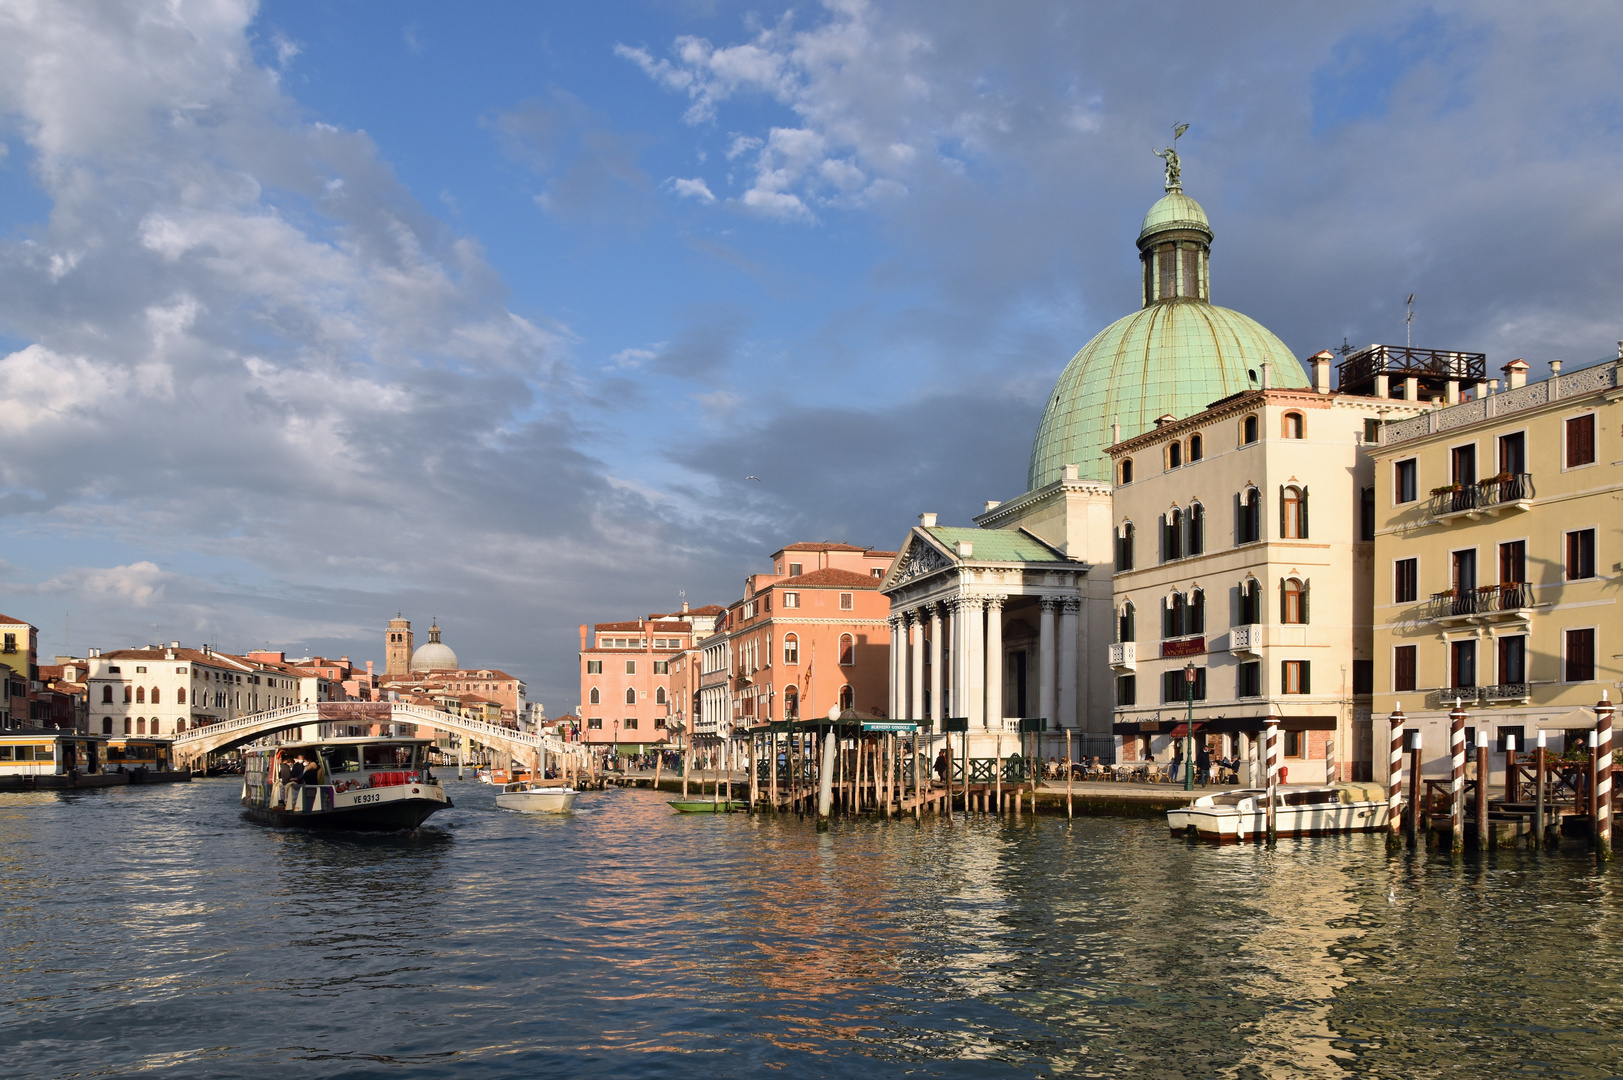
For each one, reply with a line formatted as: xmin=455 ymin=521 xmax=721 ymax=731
xmin=1160 ymin=637 xmax=1206 ymax=658
xmin=317 ymin=702 xmax=392 ymax=722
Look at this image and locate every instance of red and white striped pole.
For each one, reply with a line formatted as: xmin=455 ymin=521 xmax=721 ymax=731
xmin=1595 ymin=691 xmax=1613 ymax=860
xmin=1449 ymin=698 xmax=1467 ymax=854
xmin=1388 ymin=704 xmax=1405 ymax=851
xmin=1265 ymin=719 xmax=1279 ymax=844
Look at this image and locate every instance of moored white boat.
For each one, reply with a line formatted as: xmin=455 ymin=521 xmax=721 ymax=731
xmin=1167 ymin=783 xmax=1389 ymax=843
xmin=495 ymin=782 xmax=579 ymax=813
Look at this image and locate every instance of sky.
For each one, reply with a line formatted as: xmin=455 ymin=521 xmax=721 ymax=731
xmin=1 ymin=0 xmax=1620 ymax=714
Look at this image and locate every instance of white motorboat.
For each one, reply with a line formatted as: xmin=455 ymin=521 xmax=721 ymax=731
xmin=495 ymin=782 xmax=579 ymax=813
xmin=1167 ymin=782 xmax=1389 ymax=843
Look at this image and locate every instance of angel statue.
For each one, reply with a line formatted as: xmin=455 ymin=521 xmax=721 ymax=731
xmin=1153 ymin=123 xmax=1190 ymax=191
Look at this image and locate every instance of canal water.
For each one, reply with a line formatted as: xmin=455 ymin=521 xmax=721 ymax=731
xmin=2 ymin=780 xmax=1619 ymax=1078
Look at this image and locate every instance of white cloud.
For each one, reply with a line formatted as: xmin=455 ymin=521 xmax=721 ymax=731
xmin=665 ymin=176 xmax=716 ymax=203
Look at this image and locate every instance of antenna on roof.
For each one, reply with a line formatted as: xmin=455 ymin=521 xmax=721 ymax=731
xmin=1337 ymin=336 xmax=1353 ymax=358
xmin=1404 ymin=294 xmax=1416 ymax=349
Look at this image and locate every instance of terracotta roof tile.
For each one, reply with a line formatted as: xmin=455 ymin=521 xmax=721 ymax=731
xmin=779 ymin=567 xmax=883 ymax=588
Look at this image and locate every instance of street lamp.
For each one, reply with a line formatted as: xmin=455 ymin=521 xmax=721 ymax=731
xmin=1184 ymin=660 xmax=1197 ymax=792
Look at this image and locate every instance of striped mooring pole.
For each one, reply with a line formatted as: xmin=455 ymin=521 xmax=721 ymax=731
xmin=1449 ymin=698 xmax=1468 ymax=854
xmin=1387 ymin=704 xmax=1405 ymax=851
xmin=1265 ymin=719 xmax=1279 ymax=844
xmin=1596 ymin=691 xmax=1613 ymax=859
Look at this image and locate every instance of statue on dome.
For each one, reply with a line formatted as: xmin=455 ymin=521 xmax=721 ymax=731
xmin=1153 ymin=122 xmax=1190 ymax=192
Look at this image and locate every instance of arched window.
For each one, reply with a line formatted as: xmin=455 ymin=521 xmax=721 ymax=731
xmin=1283 ymin=412 xmax=1305 ymax=439
xmin=136 ymin=717 xmax=146 ymax=734
xmin=1243 ymin=415 xmax=1258 ymax=445
xmin=784 ymin=685 xmax=799 ymax=719
xmin=135 ymin=686 xmax=145 ymax=704
xmin=1168 ymin=441 xmax=1182 ymax=469
xmin=123 ymin=718 xmax=131 ymax=734
xmin=1189 ymin=588 xmax=1205 ymax=634
xmin=1282 ymin=578 xmax=1309 ymax=624
xmin=1119 ymin=458 xmax=1134 ymax=484
xmin=150 ymin=688 xmax=160 ymax=705
xmin=589 ymin=687 xmax=600 ymax=705
xmin=175 ymin=719 xmax=185 ymax=733
xmin=1238 ymin=487 xmax=1262 ymax=544
xmin=1163 ymin=592 xmax=1187 ymax=638
xmin=839 ymin=634 xmax=855 ymax=665
xmin=1239 ymin=577 xmax=1263 ymax=624
xmin=625 ymin=688 xmax=637 ymax=705
xmin=1187 ymin=503 xmax=1205 ymax=555
xmin=655 ymin=687 xmax=667 ymax=705
xmin=838 ymin=685 xmax=854 ymax=711
xmin=101 ymin=685 xmax=112 ymax=704
xmin=101 ymin=718 xmax=112 ymax=734
xmin=1189 ymin=434 xmax=1203 ymax=461
xmin=177 ymin=688 xmax=185 ymax=704
xmin=1116 ymin=522 xmax=1135 ymax=570
xmin=1118 ymin=601 xmax=1136 ymax=643
xmin=150 ymin=719 xmax=161 ymax=735
xmin=783 ymin=633 xmax=799 ymax=665
xmin=1162 ymin=509 xmax=1183 ymax=561
xmin=1281 ymin=485 xmax=1309 ymax=539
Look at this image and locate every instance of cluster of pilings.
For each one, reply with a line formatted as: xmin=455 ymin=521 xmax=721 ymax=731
xmin=1385 ymin=694 xmax=1614 ymax=857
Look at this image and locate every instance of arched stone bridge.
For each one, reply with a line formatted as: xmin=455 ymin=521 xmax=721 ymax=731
xmin=171 ymin=701 xmax=583 ymax=772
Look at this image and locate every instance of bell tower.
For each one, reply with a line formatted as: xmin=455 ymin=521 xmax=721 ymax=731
xmin=385 ymin=614 xmax=413 ymax=678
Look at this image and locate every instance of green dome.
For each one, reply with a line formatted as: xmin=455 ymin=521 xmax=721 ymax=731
xmin=1139 ymin=192 xmax=1212 ymax=245
xmin=1028 ymin=301 xmax=1306 ymax=489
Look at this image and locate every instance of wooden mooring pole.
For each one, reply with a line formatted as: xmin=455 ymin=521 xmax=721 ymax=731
xmin=1066 ymin=728 xmax=1074 ymax=819
xmin=1596 ymin=692 xmax=1613 ymax=859
xmin=1475 ymin=727 xmax=1490 ymax=851
xmin=1534 ymin=731 xmax=1547 ymax=850
xmin=1387 ymin=705 xmax=1405 ymax=851
xmin=1264 ymin=719 xmax=1279 ymax=844
xmin=1449 ymin=698 xmax=1467 ymax=855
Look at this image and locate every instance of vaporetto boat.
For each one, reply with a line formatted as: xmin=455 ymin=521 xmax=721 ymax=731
xmin=241 ymin=737 xmax=452 ymax=830
xmin=1167 ymin=783 xmax=1390 ymax=843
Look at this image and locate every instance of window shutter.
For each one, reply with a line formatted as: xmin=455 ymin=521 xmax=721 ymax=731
xmin=1158 ymin=514 xmax=1167 ymax=561
xmin=1279 ymin=580 xmax=1288 ymax=623
xmin=1233 ymin=492 xmax=1242 ymax=545
xmin=1300 ymin=486 xmax=1309 ymax=538
xmin=1300 ymin=661 xmax=1311 ymax=695
xmin=1278 ymin=487 xmax=1287 ymax=538
xmin=1302 ymin=583 xmax=1309 ymax=625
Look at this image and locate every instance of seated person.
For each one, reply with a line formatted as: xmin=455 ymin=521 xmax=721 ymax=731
xmin=287 ymin=758 xmax=306 ymax=784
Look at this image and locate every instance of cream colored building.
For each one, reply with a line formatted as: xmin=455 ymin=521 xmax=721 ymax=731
xmin=1107 ymin=370 xmax=1425 ymax=782
xmin=1370 ymin=351 xmax=1622 ymax=787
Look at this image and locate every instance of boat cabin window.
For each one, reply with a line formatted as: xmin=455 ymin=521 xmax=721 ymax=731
xmin=1280 ymin=789 xmax=1338 ymax=806
xmin=321 ymin=747 xmax=363 ymax=775
xmin=363 ymin=744 xmax=419 ymax=769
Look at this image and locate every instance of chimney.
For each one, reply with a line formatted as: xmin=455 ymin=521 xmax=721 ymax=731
xmin=1111 ymin=416 xmax=1121 ymax=444
xmin=919 ymin=512 xmax=938 ymax=528
xmin=1062 ymin=463 xmax=1080 ymax=480
xmin=1501 ymin=359 xmax=1529 ymax=389
xmin=170 ymin=640 xmax=180 ymax=649
xmin=165 ymin=649 xmax=175 ymax=660
xmin=366 ymin=660 xmax=374 ymax=675
xmin=1260 ymin=360 xmax=1272 ymax=389
xmin=682 ymin=600 xmax=689 ymax=613
xmin=955 ymin=540 xmax=974 ymax=558
xmin=578 ymin=624 xmax=587 ymax=649
xmin=1312 ymin=350 xmax=1333 ymax=394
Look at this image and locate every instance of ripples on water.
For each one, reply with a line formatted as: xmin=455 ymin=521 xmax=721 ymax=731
xmin=1 ymin=780 xmax=1619 ymax=1078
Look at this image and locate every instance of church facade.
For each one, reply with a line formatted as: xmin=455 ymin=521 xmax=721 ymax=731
xmin=882 ymin=154 xmax=1312 ymax=759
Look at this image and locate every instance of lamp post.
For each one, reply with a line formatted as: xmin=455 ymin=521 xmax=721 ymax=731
xmin=1183 ymin=660 xmax=1197 ymax=792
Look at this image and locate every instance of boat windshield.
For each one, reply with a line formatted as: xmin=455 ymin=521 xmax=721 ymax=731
xmin=321 ymin=746 xmax=362 ymax=776
xmin=1208 ymin=793 xmax=1252 ymax=806
xmin=363 ymin=744 xmax=419 ymax=770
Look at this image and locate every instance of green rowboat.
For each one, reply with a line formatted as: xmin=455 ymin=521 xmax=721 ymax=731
xmin=668 ymin=800 xmax=748 ymax=813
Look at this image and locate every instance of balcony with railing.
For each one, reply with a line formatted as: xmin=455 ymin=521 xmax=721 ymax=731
xmin=1425 ymin=582 xmax=1534 ymax=624
xmin=1229 ymin=624 xmax=1261 ymax=657
xmin=1108 ymin=642 xmax=1136 ymax=671
xmin=1426 ymin=473 xmax=1534 ymax=521
xmin=1426 ymin=684 xmax=1532 ymax=709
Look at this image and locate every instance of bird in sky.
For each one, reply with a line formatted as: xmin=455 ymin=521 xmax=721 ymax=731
xmin=746 ymin=475 xmax=762 ymax=482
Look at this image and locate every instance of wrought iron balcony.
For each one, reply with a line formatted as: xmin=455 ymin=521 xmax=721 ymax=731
xmin=1108 ymin=642 xmax=1136 ymax=671
xmin=1425 ymin=582 xmax=1533 ymax=624
xmin=1229 ymin=624 xmax=1261 ymax=656
xmin=1479 ymin=683 xmax=1531 ymax=704
xmin=1426 ymin=684 xmax=1531 ymax=708
xmin=1427 ymin=473 xmax=1533 ymax=521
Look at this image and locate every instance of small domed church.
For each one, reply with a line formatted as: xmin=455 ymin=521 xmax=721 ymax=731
xmin=881 ymin=153 xmax=1310 ymax=755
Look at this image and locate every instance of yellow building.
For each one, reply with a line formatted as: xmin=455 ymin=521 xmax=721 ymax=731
xmin=1370 ymin=351 xmax=1621 ymax=785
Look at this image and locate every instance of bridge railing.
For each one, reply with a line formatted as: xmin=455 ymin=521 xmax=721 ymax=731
xmin=172 ymin=703 xmax=315 ymax=745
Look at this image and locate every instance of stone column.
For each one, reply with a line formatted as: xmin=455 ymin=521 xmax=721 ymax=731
xmin=928 ymin=604 xmax=944 ymax=726
xmin=984 ymin=597 xmax=1004 ymax=728
xmin=888 ymin=616 xmax=902 ymax=720
xmin=1038 ymin=597 xmax=1059 ymax=728
xmin=946 ymin=600 xmax=961 ymax=720
xmin=910 ymin=610 xmax=926 ymax=723
xmin=963 ymin=598 xmax=985 ymax=728
xmin=1059 ymin=597 xmax=1080 ymax=733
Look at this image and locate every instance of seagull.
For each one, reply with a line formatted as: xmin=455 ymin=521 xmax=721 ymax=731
xmin=745 ymin=475 xmax=762 ymax=482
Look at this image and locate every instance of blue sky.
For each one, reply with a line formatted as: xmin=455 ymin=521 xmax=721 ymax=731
xmin=2 ymin=1 xmax=1620 ymax=713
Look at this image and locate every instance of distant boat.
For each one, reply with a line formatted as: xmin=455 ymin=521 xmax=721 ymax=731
xmin=1167 ymin=783 xmax=1389 ymax=843
xmin=495 ymin=782 xmax=578 ymax=813
xmin=668 ymin=799 xmax=747 ymax=814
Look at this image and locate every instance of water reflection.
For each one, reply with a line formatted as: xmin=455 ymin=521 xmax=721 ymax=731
xmin=0 ymin=780 xmax=1619 ymax=1077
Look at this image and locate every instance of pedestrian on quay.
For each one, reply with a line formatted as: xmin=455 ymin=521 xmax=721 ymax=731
xmin=1168 ymin=747 xmax=1182 ymax=783
xmin=1196 ymin=744 xmax=1212 ymax=788
xmin=934 ymin=748 xmax=949 ymax=785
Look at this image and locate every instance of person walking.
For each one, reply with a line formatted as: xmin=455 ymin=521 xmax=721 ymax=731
xmin=1168 ymin=747 xmax=1182 ymax=784
xmin=1196 ymin=743 xmax=1212 ymax=788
